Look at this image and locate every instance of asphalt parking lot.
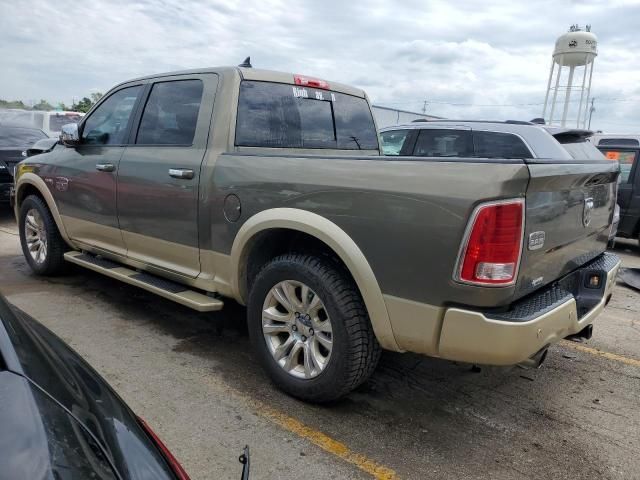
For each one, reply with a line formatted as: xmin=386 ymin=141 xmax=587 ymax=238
xmin=1 ymin=204 xmax=639 ymax=480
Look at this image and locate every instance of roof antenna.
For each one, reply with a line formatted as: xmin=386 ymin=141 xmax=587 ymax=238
xmin=239 ymin=56 xmax=252 ymax=68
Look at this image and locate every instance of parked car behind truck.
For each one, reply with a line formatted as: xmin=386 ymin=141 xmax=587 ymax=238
xmin=0 ymin=109 xmax=84 ymax=137
xmin=0 ymin=124 xmax=48 ymax=202
xmin=592 ymin=136 xmax=640 ymax=246
xmin=13 ymin=65 xmax=620 ymax=402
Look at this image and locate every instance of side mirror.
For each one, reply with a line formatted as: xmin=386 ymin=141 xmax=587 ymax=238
xmin=60 ymin=123 xmax=80 ymax=146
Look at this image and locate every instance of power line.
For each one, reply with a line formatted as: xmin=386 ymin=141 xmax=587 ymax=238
xmin=376 ymin=96 xmax=639 ymax=108
xmin=588 ymin=98 xmax=596 ymax=129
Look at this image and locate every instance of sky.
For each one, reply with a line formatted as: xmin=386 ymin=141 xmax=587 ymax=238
xmin=2 ymin=0 xmax=640 ymax=133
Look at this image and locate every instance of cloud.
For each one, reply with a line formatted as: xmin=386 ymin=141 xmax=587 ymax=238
xmin=1 ymin=0 xmax=639 ymax=132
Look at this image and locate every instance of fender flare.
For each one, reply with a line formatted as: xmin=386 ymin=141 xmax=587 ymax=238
xmin=230 ymin=208 xmax=401 ymax=351
xmin=14 ymin=173 xmax=74 ymax=246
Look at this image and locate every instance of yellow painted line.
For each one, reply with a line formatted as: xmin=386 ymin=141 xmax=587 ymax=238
xmin=254 ymin=402 xmax=398 ymax=479
xmin=560 ymin=340 xmax=640 ymax=368
xmin=198 ymin=376 xmax=399 ymax=479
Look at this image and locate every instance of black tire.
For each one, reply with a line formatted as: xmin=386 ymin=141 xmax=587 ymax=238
xmin=19 ymin=195 xmax=67 ymax=276
xmin=248 ymin=253 xmax=381 ymax=402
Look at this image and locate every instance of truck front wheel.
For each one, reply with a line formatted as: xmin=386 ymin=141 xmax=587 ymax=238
xmin=247 ymin=253 xmax=381 ymax=402
xmin=18 ymin=195 xmax=67 ymax=276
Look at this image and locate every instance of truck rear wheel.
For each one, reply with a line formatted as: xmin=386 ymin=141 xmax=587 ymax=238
xmin=247 ymin=253 xmax=381 ymax=402
xmin=19 ymin=195 xmax=67 ymax=276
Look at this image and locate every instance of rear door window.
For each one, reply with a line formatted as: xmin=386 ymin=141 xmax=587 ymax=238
xmin=600 ymin=149 xmax=637 ymax=183
xmin=472 ymin=131 xmax=532 ymax=159
xmin=380 ymin=130 xmax=410 ymax=155
xmin=413 ymin=129 xmax=473 ymax=157
xmin=235 ymin=81 xmax=378 ymax=150
xmin=136 ymin=80 xmax=204 ymax=145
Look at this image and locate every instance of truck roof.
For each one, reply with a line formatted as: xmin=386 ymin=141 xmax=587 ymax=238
xmin=115 ymin=66 xmax=367 ymax=98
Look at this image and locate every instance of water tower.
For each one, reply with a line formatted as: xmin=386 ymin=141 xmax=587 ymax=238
xmin=542 ymin=25 xmax=598 ymax=128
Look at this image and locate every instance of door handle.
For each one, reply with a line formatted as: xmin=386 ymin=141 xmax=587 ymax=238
xmin=169 ymin=168 xmax=194 ymax=180
xmin=96 ymin=163 xmax=115 ymax=172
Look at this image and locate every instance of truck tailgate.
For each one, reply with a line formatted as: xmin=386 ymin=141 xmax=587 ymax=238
xmin=516 ymin=161 xmax=618 ymax=298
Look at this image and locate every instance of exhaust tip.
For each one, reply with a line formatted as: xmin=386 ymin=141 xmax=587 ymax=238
xmin=566 ymin=324 xmax=593 ymax=342
xmin=584 ymin=324 xmax=594 ymax=340
xmin=518 ymin=347 xmax=548 ymax=369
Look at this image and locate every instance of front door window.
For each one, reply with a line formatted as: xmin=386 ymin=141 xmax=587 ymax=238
xmin=82 ymin=86 xmax=142 ymax=145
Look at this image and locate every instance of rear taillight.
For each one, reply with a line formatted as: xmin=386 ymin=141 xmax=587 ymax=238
xmin=455 ymin=199 xmax=524 ymax=286
xmin=137 ymin=416 xmax=191 ymax=480
xmin=294 ymin=74 xmax=330 ymax=90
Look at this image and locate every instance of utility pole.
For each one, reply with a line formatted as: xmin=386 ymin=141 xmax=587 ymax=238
xmin=588 ymin=97 xmax=595 ymax=129
xmin=422 ymin=100 xmax=427 ymax=114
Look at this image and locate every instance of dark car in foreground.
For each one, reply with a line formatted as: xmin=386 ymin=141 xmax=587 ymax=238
xmin=593 ymin=137 xmax=640 ymax=245
xmin=0 ymin=124 xmax=48 ymax=202
xmin=0 ymin=294 xmax=192 ymax=479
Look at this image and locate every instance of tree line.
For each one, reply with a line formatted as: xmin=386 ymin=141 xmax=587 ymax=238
xmin=0 ymin=92 xmax=104 ymax=113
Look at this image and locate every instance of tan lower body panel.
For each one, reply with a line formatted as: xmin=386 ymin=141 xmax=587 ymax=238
xmin=64 ymin=251 xmax=224 ymax=312
xmin=61 ymin=215 xmax=127 ymax=257
xmin=58 ymin=214 xmax=234 ymax=297
xmin=383 ymin=295 xmax=444 ymax=356
xmin=121 ymin=230 xmax=201 ymax=279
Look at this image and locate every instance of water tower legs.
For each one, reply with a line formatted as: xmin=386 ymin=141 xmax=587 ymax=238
xmin=561 ymin=65 xmax=575 ymax=127
xmin=582 ymin=61 xmax=595 ymax=128
xmin=548 ymin=54 xmax=564 ymax=125
xmin=576 ymin=54 xmax=589 ymax=128
xmin=542 ymin=58 xmax=555 ymax=120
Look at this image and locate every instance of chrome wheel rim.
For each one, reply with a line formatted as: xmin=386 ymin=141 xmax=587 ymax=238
xmin=262 ymin=280 xmax=333 ymax=379
xmin=24 ymin=209 xmax=47 ymax=264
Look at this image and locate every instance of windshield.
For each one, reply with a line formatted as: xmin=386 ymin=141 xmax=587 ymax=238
xmin=0 ymin=127 xmax=47 ymax=147
xmin=236 ymin=81 xmax=378 ymax=150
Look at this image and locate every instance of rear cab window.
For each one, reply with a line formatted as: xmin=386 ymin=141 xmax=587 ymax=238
xmin=235 ymin=81 xmax=378 ymax=150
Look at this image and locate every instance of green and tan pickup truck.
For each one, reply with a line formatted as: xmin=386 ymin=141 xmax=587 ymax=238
xmin=12 ymin=64 xmax=620 ymax=402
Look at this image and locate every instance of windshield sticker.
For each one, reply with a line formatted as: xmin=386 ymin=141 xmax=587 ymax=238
xmin=293 ymin=86 xmax=308 ymax=98
xmin=292 ymin=86 xmax=337 ymax=102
